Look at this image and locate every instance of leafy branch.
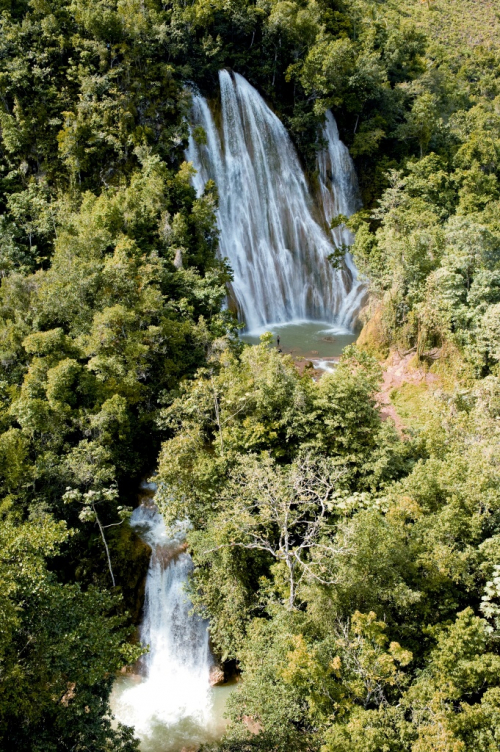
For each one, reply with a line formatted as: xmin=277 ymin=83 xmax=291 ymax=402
xmin=63 ymin=486 xmax=131 ymax=588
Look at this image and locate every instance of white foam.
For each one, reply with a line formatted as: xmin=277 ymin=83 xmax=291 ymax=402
xmin=113 ymin=506 xmax=212 ymax=737
xmin=244 ymin=318 xmax=352 ymax=338
xmin=186 ymin=73 xmax=364 ymax=332
xmin=312 ymin=359 xmax=338 ymax=374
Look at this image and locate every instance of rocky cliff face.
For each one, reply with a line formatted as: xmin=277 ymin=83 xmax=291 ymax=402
xmin=110 ymin=509 xmax=152 ymax=625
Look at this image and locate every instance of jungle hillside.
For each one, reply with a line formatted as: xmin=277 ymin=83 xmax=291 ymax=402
xmin=1 ymin=0 xmax=500 ymax=750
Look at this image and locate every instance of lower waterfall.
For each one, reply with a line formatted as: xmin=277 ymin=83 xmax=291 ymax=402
xmin=186 ymin=70 xmax=364 ymax=333
xmin=112 ymin=503 xmax=229 ymax=751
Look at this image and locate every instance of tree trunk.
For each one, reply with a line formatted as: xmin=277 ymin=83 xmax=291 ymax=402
xmin=286 ymin=557 xmax=296 ymax=610
xmin=94 ymin=506 xmax=116 ymax=587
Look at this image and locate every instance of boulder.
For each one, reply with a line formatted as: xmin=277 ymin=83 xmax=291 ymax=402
xmin=209 ymin=665 xmax=225 ymax=686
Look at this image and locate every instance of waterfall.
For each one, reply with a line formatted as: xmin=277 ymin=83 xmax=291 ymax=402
xmin=113 ymin=504 xmax=212 ymax=738
xmin=186 ymin=70 xmax=364 ymax=332
xmin=317 ymin=110 xmax=366 ymax=321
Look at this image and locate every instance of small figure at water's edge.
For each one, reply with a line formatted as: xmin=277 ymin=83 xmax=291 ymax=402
xmin=276 ymin=335 xmax=280 ymax=347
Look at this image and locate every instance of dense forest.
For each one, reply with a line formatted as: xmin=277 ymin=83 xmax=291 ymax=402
xmin=1 ymin=0 xmax=500 ymax=749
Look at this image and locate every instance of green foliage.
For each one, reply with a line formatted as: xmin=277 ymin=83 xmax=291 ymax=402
xmin=0 ymin=0 xmax=235 ymax=744
xmin=0 ymin=103 xmax=229 ymax=752
xmin=1 ymin=0 xmax=500 ymax=749
xmin=158 ymin=336 xmax=500 ymax=751
xmin=347 ymin=30 xmax=500 ymax=371
xmin=0 ymin=506 xmax=142 ymax=750
xmin=156 ymin=341 xmax=414 ymax=656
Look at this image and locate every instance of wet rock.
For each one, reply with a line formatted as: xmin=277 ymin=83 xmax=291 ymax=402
xmin=108 ymin=521 xmax=151 ymax=624
xmin=209 ymin=665 xmax=225 ymax=686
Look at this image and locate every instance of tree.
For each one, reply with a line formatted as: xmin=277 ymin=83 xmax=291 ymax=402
xmin=63 ymin=485 xmax=131 ymax=587
xmin=202 ymin=453 xmax=349 ymax=610
xmin=0 ymin=506 xmax=143 ymax=751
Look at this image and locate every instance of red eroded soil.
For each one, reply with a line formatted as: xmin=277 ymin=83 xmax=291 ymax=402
xmin=376 ymin=350 xmax=439 ymax=433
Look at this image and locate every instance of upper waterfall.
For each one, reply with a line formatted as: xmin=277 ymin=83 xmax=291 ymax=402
xmin=186 ymin=70 xmax=364 ymax=332
xmin=318 ymin=110 xmax=365 ymax=321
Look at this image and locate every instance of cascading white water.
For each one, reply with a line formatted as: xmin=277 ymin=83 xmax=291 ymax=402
xmin=113 ymin=504 xmax=213 ymax=739
xmin=186 ymin=70 xmax=364 ymax=332
xmin=317 ymin=110 xmax=366 ymax=320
